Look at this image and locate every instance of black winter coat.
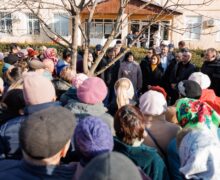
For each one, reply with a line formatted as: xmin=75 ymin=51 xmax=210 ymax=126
xmin=141 ymin=63 xmax=164 ymax=93
xmin=201 ymin=59 xmax=220 ymax=96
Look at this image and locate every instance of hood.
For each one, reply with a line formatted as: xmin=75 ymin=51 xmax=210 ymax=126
xmin=65 ymin=99 xmax=107 ymax=117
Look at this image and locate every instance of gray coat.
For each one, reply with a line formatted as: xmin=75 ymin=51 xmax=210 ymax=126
xmin=65 ymin=99 xmax=115 ymax=135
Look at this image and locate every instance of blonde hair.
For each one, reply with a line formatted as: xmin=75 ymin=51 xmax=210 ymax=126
xmin=114 ymin=78 xmax=134 ymax=108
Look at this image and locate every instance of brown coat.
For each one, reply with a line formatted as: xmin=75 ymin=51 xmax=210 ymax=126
xmin=144 ymin=116 xmax=181 ymax=157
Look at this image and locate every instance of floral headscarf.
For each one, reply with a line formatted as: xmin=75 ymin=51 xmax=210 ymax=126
xmin=43 ymin=48 xmax=58 ymax=64
xmin=176 ymin=98 xmax=220 ymax=130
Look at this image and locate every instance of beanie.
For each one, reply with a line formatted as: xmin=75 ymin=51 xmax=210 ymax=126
xmin=139 ymin=90 xmax=167 ymax=116
xmin=77 ymin=77 xmax=107 ymax=104
xmin=23 ymin=72 xmax=56 ymax=105
xmin=72 ymin=73 xmax=88 ymax=89
xmin=74 ymin=116 xmax=113 ymax=159
xmin=188 ymin=72 xmax=211 ymax=89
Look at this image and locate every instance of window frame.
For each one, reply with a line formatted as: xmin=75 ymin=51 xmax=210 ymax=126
xmin=0 ymin=12 xmax=12 ymax=34
xmin=184 ymin=16 xmax=202 ymax=41
xmin=53 ymin=13 xmax=70 ymax=37
xmin=27 ymin=13 xmax=40 ymax=35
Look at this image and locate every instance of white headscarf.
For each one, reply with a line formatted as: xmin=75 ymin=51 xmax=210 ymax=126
xmin=179 ymin=129 xmax=220 ymax=180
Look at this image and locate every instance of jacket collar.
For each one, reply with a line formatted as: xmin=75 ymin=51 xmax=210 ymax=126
xmin=24 ymin=101 xmax=61 ymax=115
xmin=21 ymin=160 xmax=75 ymax=177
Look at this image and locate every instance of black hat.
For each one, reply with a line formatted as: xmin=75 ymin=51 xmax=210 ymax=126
xmin=19 ymin=106 xmax=76 ymax=159
xmin=4 ymin=54 xmax=20 ymax=65
xmin=79 ymin=152 xmax=142 ymax=180
xmin=178 ymin=80 xmax=202 ymax=99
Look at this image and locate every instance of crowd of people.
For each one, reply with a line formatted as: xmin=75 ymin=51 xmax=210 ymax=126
xmin=0 ymin=41 xmax=219 ymax=179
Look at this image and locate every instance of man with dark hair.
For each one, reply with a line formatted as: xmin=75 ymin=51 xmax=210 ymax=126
xmin=201 ymin=48 xmax=220 ymax=96
xmin=178 ymin=40 xmax=188 ymax=53
xmin=0 ymin=106 xmax=76 ymax=179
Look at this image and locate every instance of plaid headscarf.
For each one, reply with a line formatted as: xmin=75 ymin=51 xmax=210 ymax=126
xmin=176 ymin=98 xmax=220 ymax=130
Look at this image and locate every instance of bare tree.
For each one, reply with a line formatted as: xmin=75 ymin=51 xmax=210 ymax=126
xmin=0 ymin=0 xmax=216 ymax=76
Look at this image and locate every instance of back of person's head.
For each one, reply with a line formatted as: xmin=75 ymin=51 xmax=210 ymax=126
xmin=114 ymin=78 xmax=134 ymax=108
xmin=178 ymin=80 xmax=202 ymax=99
xmin=28 ymin=59 xmax=46 ymax=72
xmin=19 ymin=106 xmax=75 ymax=162
xmin=188 ymin=72 xmax=211 ymax=90
xmin=23 ymin=72 xmax=56 ymax=105
xmin=177 ymin=129 xmax=220 ymax=179
xmin=79 ymin=152 xmax=142 ymax=180
xmin=62 ymin=49 xmax=72 ymax=60
xmin=59 ymin=66 xmax=76 ymax=83
xmin=176 ymin=98 xmax=220 ymax=132
xmin=10 ymin=43 xmax=18 ymax=53
xmin=5 ymin=67 xmax=23 ymax=85
xmin=139 ymin=90 xmax=167 ymax=116
xmin=114 ymin=105 xmax=145 ymax=145
xmin=77 ymin=77 xmax=107 ymax=105
xmin=178 ymin=41 xmax=186 ymax=48
xmin=74 ymin=116 xmax=113 ymax=161
xmin=3 ymin=89 xmax=25 ymax=114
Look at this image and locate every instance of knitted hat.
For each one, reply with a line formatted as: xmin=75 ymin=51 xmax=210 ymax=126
xmin=19 ymin=106 xmax=75 ymax=159
xmin=178 ymin=80 xmax=202 ymax=99
xmin=23 ymin=72 xmax=56 ymax=105
xmin=77 ymin=77 xmax=107 ymax=104
xmin=176 ymin=98 xmax=220 ymax=131
xmin=79 ymin=152 xmax=142 ymax=180
xmin=71 ymin=73 xmax=88 ymax=89
xmin=43 ymin=59 xmax=55 ymax=73
xmin=188 ymin=72 xmax=211 ymax=89
xmin=28 ymin=60 xmax=46 ymax=70
xmin=139 ymin=90 xmax=167 ymax=116
xmin=74 ymin=116 xmax=113 ymax=159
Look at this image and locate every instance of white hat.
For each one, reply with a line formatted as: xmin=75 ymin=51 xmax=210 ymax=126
xmin=139 ymin=90 xmax=167 ymax=116
xmin=188 ymin=72 xmax=211 ymax=89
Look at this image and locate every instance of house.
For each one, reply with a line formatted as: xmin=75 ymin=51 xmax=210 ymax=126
xmin=0 ymin=0 xmax=181 ymax=47
xmin=0 ymin=0 xmax=219 ymax=49
xmin=159 ymin=0 xmax=220 ymax=49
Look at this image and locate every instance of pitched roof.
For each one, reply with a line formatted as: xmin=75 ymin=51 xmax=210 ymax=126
xmin=81 ymin=0 xmax=182 ymax=15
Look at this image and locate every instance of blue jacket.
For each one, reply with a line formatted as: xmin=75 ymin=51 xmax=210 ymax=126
xmin=0 ymin=102 xmax=61 ymax=160
xmin=0 ymin=159 xmax=76 ymax=179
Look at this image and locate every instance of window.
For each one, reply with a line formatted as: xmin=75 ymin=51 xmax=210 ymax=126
xmin=27 ymin=13 xmax=40 ymax=35
xmin=54 ymin=14 xmax=69 ymax=36
xmin=0 ymin=12 xmax=12 ymax=34
xmin=86 ymin=19 xmax=121 ymax=39
xmin=184 ymin=16 xmax=202 ymax=40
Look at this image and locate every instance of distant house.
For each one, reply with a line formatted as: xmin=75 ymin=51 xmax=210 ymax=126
xmin=0 ymin=0 xmax=181 ymax=47
xmin=0 ymin=0 xmax=219 ymax=49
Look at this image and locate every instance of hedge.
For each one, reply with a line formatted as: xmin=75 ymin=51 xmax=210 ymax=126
xmin=0 ymin=43 xmax=204 ymax=69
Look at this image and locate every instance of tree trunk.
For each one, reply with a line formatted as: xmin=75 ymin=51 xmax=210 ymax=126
xmin=71 ymin=13 xmax=80 ymax=72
